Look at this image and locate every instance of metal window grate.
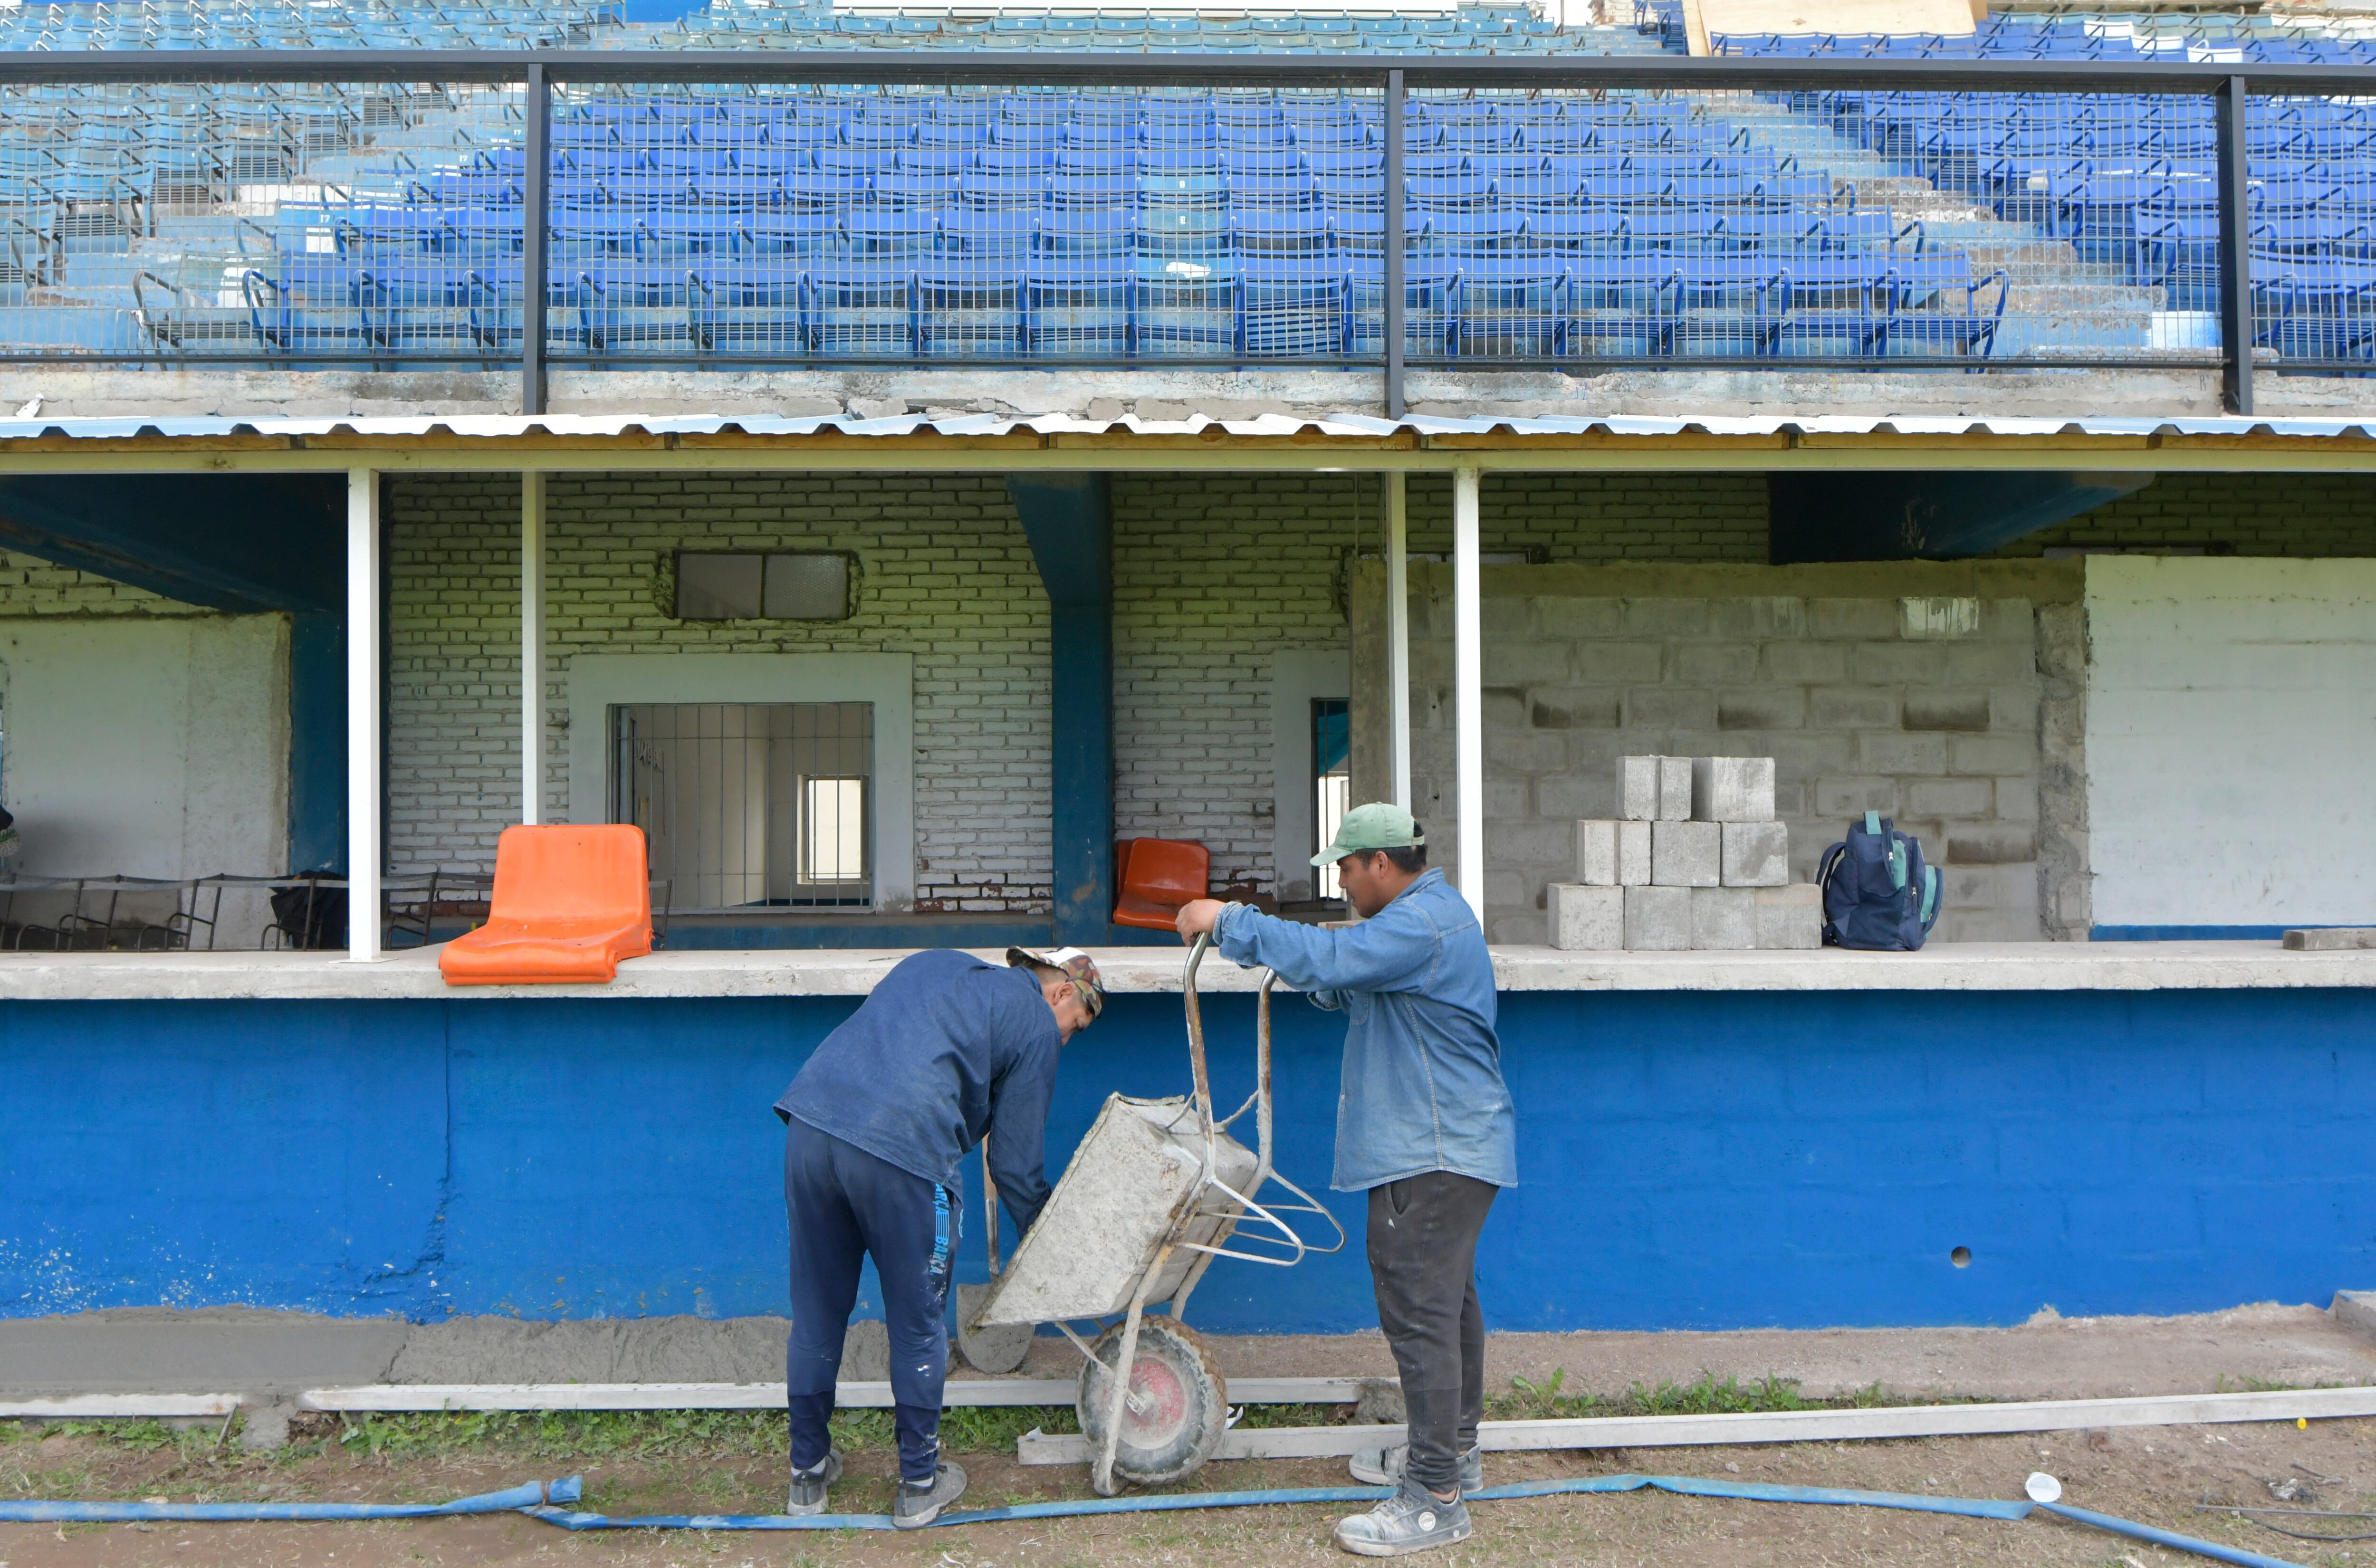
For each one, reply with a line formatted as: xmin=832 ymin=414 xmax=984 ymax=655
xmin=1312 ymin=696 xmax=1350 ymax=903
xmin=610 ymin=700 xmax=872 ymax=909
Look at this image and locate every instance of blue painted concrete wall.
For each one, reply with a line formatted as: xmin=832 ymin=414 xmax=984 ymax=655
xmin=4 ymin=988 xmax=2372 ymax=1330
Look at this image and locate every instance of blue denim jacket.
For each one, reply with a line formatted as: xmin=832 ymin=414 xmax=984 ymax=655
xmin=1214 ymin=869 xmax=1516 ymax=1193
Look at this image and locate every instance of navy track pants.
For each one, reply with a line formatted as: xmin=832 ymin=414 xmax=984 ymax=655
xmin=782 ymin=1114 xmax=954 ymax=1482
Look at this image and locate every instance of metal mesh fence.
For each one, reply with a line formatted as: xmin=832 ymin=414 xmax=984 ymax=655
xmin=0 ymin=65 xmax=2360 ymax=374
xmin=0 ymin=76 xmax=526 ymax=364
xmin=2245 ymin=94 xmax=2376 ymax=372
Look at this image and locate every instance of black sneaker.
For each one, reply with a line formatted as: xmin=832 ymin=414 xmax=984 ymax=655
xmin=891 ymin=1461 xmax=967 ymax=1529
xmin=1348 ymin=1443 xmax=1484 ymax=1494
xmin=785 ymin=1450 xmax=842 ymax=1517
xmin=1332 ymin=1479 xmax=1473 ymax=1558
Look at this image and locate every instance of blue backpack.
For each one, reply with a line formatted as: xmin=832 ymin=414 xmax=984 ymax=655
xmin=1818 ymin=812 xmax=1941 ymax=951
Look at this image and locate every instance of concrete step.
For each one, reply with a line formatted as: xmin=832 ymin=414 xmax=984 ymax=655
xmin=1998 ymin=282 xmax=2165 ymax=314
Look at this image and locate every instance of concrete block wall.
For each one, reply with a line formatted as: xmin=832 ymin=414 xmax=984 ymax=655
xmin=1352 ymin=559 xmax=2085 ymax=947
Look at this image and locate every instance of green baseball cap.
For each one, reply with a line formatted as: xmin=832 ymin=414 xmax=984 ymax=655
xmin=1311 ymin=802 xmax=1426 ymax=867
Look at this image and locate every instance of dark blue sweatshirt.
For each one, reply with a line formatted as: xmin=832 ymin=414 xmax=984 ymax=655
xmin=774 ymin=948 xmax=1060 ymax=1236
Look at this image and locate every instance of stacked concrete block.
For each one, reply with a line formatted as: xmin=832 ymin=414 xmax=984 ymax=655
xmin=1721 ymin=822 xmax=1790 ymax=888
xmin=1755 ymin=884 xmax=1825 ymax=950
xmin=1691 ymin=887 xmax=1757 ymax=950
xmin=1623 ymin=885 xmax=1692 ymax=951
xmin=1575 ymin=817 xmax=1652 ymax=887
xmin=1590 ymin=754 xmax=1816 ymax=951
xmin=1547 ymin=883 xmax=1624 ymax=951
xmin=1621 ymin=754 xmax=1694 ymax=821
xmin=1651 ymin=821 xmax=1721 ymax=888
xmin=1692 ymin=756 xmax=1775 ymax=823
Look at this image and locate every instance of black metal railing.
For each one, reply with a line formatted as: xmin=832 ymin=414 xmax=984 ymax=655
xmin=2 ymin=51 xmax=2373 ymax=414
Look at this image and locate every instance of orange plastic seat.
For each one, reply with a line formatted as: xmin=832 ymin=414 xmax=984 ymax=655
xmin=1112 ymin=837 xmax=1208 ymax=932
xmin=438 ymin=824 xmax=653 ymax=985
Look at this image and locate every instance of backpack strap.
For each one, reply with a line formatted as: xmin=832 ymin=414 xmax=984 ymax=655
xmin=1919 ymin=864 xmax=1940 ymax=930
xmin=1863 ymin=810 xmax=1881 ymax=838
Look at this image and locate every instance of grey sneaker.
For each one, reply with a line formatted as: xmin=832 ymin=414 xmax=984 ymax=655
xmin=1349 ymin=1443 xmax=1484 ymax=1493
xmin=1333 ymin=1480 xmax=1473 ymax=1558
xmin=785 ymin=1450 xmax=842 ymax=1517
xmin=891 ymin=1461 xmax=968 ymax=1530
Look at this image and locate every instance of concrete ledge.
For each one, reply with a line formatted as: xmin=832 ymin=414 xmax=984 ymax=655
xmin=0 ymin=939 xmax=2365 ymax=1000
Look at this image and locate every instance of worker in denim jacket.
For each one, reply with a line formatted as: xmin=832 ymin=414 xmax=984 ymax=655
xmin=1176 ymin=802 xmax=1515 ymax=1559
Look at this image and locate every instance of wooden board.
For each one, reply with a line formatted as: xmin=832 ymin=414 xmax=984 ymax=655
xmin=0 ymin=1394 xmax=239 ymax=1419
xmin=1018 ymin=1385 xmax=2376 ymax=1465
xmin=296 ymin=1376 xmax=1370 ymax=1413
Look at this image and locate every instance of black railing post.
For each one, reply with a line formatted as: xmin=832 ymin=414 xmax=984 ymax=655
xmin=1383 ymin=67 xmax=1405 ymax=420
xmin=2214 ymin=73 xmax=2252 ymax=417
xmin=522 ymin=59 xmax=551 ymax=417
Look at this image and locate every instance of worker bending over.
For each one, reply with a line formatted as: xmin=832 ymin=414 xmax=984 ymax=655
xmin=1178 ymin=803 xmax=1515 ymax=1558
xmin=771 ymin=945 xmax=1105 ymax=1526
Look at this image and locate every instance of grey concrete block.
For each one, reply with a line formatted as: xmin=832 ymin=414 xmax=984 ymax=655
xmin=1721 ymin=821 xmax=1790 ymax=887
xmin=1623 ymin=884 xmax=1692 ymax=951
xmin=1755 ymin=884 xmax=1825 ymax=950
xmin=1548 ymin=883 xmax=1625 ymax=951
xmin=2333 ymin=1291 xmax=2376 ymax=1340
xmin=1692 ymin=756 xmax=1775 ymax=822
xmin=1576 ymin=819 xmax=1650 ymax=886
xmin=1651 ymin=820 xmax=1721 ymax=888
xmin=1620 ymin=755 xmax=1692 ymax=821
xmin=2289 ymin=928 xmax=2376 ymax=951
xmin=1690 ymin=886 xmax=1757 ymax=950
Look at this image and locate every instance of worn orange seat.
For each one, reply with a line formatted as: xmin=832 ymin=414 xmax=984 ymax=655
xmin=439 ymin=824 xmax=653 ymax=985
xmin=1112 ymin=837 xmax=1208 ymax=932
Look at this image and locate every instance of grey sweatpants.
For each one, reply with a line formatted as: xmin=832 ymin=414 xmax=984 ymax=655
xmin=1365 ymin=1170 xmax=1498 ymax=1494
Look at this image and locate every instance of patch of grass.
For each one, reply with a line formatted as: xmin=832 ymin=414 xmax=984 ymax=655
xmin=1487 ymin=1369 xmax=1917 ymax=1423
xmin=14 ymin=1419 xmax=224 ymax=1458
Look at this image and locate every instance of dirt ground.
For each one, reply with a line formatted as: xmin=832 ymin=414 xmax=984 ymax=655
xmin=5 ymin=1414 xmax=2374 ymax=1568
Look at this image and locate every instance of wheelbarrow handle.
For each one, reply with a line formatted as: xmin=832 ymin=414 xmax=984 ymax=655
xmin=1184 ymin=929 xmax=1216 ymax=1141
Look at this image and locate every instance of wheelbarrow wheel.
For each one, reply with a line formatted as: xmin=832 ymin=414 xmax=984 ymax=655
xmin=1076 ymin=1316 xmax=1228 ymax=1487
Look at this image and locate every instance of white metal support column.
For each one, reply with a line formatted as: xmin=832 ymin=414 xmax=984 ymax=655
xmin=346 ymin=468 xmax=383 ymax=962
xmin=1451 ymin=465 xmax=1484 ymax=925
xmin=1386 ymin=471 xmax=1411 ymax=813
xmin=521 ymin=470 xmax=545 ymax=825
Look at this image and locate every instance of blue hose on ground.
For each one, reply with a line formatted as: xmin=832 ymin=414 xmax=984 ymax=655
xmin=2038 ymin=1501 xmax=2310 ymax=1568
xmin=0 ymin=1477 xmax=579 ymax=1524
xmin=0 ymin=1472 xmax=2306 ymax=1566
xmin=521 ymin=1473 xmax=2033 ymax=1532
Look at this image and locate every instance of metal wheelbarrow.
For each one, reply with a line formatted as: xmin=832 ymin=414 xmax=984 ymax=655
xmin=966 ymin=930 xmax=1345 ymax=1494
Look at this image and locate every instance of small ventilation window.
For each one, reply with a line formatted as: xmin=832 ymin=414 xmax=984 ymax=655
xmin=675 ymin=552 xmax=852 ymax=621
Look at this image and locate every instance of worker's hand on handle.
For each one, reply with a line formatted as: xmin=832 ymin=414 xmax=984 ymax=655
xmin=1175 ymin=898 xmax=1228 ymax=944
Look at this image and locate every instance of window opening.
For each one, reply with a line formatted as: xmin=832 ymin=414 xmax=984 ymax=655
xmin=674 ymin=553 xmax=853 ymax=621
xmin=611 ymin=701 xmax=873 ymax=909
xmin=1312 ymin=697 xmax=1351 ymax=903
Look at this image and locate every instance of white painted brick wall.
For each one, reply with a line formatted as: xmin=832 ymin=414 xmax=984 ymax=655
xmin=0 ymin=549 xmax=210 ymax=617
xmin=387 ymin=474 xmax=1055 ymax=913
xmin=1111 ymin=474 xmax=1361 ymax=892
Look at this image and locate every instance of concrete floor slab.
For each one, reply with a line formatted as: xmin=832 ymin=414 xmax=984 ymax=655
xmin=6 ymin=1301 xmax=2374 ymax=1406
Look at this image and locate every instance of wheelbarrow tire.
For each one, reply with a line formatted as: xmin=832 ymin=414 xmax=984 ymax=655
xmin=1076 ymin=1317 xmax=1228 ymax=1487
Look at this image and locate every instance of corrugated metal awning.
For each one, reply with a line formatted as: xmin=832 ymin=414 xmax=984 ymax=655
xmin=0 ymin=409 xmax=2372 ymax=471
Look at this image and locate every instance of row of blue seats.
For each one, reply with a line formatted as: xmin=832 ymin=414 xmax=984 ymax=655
xmin=482 ymin=146 xmax=1799 ymax=179
xmin=413 ymin=169 xmax=1843 ymax=212
xmin=1717 ymin=28 xmax=2376 ymax=61
xmin=241 ymin=254 xmax=2008 ymax=363
xmin=291 ymin=207 xmax=1919 ymax=261
xmin=690 ymin=10 xmax=1547 ymax=38
xmin=537 ymin=123 xmax=1730 ymax=156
